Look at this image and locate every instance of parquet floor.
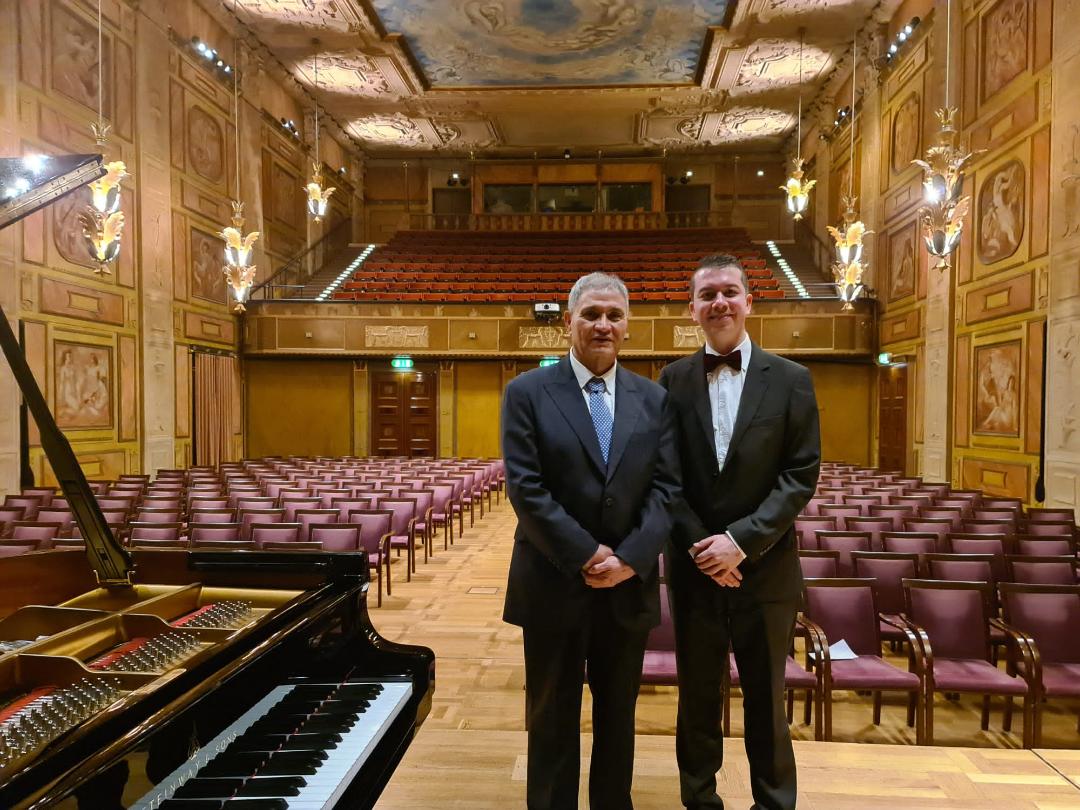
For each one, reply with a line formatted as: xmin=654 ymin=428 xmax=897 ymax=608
xmin=372 ymin=500 xmax=1080 ymax=808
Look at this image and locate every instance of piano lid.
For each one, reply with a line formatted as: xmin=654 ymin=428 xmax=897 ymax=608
xmin=0 ymin=154 xmax=105 ymax=230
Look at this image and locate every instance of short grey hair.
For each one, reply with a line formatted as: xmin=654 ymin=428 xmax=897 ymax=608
xmin=567 ymin=272 xmax=629 ymax=314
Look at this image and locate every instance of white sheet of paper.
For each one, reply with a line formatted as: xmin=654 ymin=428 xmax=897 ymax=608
xmin=809 ymin=638 xmax=858 ymax=661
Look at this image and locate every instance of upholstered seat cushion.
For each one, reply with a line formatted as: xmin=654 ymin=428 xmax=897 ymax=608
xmin=933 ymin=658 xmax=1028 ymax=694
xmin=1036 ymin=662 xmax=1080 ymax=697
xmin=640 ymin=650 xmax=677 ymax=684
xmin=731 ymin=656 xmax=815 ymax=689
xmin=388 ymin=533 xmax=411 ymax=548
xmin=829 ymin=656 xmax=920 ymax=690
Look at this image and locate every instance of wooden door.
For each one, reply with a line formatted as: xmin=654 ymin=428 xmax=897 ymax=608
xmin=878 ymin=364 xmax=908 ymax=474
xmin=370 ymin=366 xmax=438 ymax=457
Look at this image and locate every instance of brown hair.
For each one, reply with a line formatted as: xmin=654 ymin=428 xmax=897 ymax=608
xmin=690 ymin=253 xmax=748 ymax=297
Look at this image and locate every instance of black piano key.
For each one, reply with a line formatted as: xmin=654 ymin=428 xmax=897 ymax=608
xmin=234 ymin=777 xmax=306 ymax=798
xmin=336 ymin=684 xmax=383 ymax=698
xmin=196 ymin=754 xmax=267 ymax=779
xmin=158 ymin=801 xmax=224 ymax=810
xmin=257 ymin=759 xmax=322 ymax=777
xmin=174 ymin=778 xmax=245 ymax=799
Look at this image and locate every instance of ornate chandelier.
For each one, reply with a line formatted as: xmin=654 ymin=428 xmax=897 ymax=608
xmin=782 ymin=28 xmax=815 ymax=220
xmin=220 ymin=2 xmax=259 ymax=312
xmin=829 ymin=33 xmax=870 ymax=311
xmin=305 ymin=43 xmax=335 ymax=223
xmin=911 ymin=0 xmax=977 ymax=270
xmin=82 ymin=0 xmax=126 ymax=275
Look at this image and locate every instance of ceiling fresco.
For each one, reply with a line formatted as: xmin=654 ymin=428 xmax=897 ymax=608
xmin=367 ymin=0 xmax=732 ymax=87
xmin=228 ymin=0 xmax=896 ymax=156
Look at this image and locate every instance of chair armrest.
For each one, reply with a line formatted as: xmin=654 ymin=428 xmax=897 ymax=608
xmin=880 ymin=613 xmax=927 ymax=678
xmin=380 ymin=532 xmax=392 ymax=558
xmin=990 ymin=617 xmax=1041 ymax=690
xmin=894 ymin=613 xmax=933 ymax=684
xmin=796 ymin=615 xmax=827 ymax=674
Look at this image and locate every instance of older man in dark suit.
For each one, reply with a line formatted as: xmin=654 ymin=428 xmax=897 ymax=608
xmin=659 ymin=254 xmax=821 ymax=810
xmin=502 ymin=271 xmax=680 ymax=810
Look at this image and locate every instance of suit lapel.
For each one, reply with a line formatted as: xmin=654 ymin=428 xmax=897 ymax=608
xmin=605 ymin=366 xmax=642 ymax=483
xmin=543 ymin=357 xmax=607 ymax=477
xmin=720 ymin=342 xmax=771 ymax=475
xmin=688 ymin=348 xmax=720 ymax=471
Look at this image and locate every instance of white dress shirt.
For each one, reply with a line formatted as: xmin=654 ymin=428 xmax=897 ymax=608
xmin=705 ymin=331 xmax=752 ymax=469
xmin=568 ymin=350 xmax=616 ymax=419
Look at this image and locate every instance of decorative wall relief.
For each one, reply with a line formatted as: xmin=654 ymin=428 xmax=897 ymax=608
xmin=519 ymin=326 xmax=567 ymax=349
xmin=978 ymin=160 xmax=1025 ymax=264
xmin=973 ymin=340 xmax=1021 ymax=436
xmin=271 ymin=163 xmax=300 ymax=230
xmin=53 ymin=188 xmax=96 ymax=268
xmin=982 ymin=0 xmax=1028 ymax=101
xmin=891 ymin=93 xmax=920 ymax=174
xmin=54 ymin=341 xmax=113 ymax=429
xmin=364 ymin=325 xmax=429 ymax=348
xmin=888 ymin=223 xmax=916 ymax=301
xmin=1064 ymin=124 xmax=1080 ymax=239
xmin=187 ymin=106 xmax=225 ymax=183
xmin=51 ymin=1 xmax=111 ymax=113
xmin=673 ymin=325 xmax=706 ymax=347
xmin=190 ymin=227 xmax=226 ymax=303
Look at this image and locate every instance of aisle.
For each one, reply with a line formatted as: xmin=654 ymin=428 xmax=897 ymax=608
xmin=372 ymin=502 xmax=1080 ymax=809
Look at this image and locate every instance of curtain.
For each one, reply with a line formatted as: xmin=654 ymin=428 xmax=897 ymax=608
xmin=193 ymin=352 xmax=238 ymax=466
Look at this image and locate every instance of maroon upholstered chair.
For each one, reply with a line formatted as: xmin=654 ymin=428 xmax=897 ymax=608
xmin=127 ymin=523 xmax=183 ymax=544
xmin=262 ymin=541 xmax=323 ymax=552
xmin=867 ymin=505 xmax=915 ymax=531
xmin=934 ymin=498 xmax=975 ymax=518
xmin=1025 ymin=508 xmax=1076 ymax=524
xmin=947 ymin=534 xmax=1012 ymax=581
xmin=0 ymin=506 xmax=26 ymax=535
xmin=962 ymin=519 xmax=1016 ymax=538
xmin=429 ymin=483 xmax=457 ymax=549
xmin=998 ymin=583 xmax=1080 ymax=746
xmin=0 ymin=542 xmax=38 ymax=557
xmin=844 ymin=518 xmax=894 ymax=552
xmin=850 ymin=551 xmax=920 ymax=645
xmin=189 ymin=508 xmax=237 ymax=524
xmin=348 ymin=509 xmax=393 ymax=606
xmin=800 ymin=496 xmax=835 ymax=517
xmin=34 ymin=509 xmax=74 ymax=536
xmin=233 ymin=496 xmax=277 ymax=511
xmin=250 ymin=523 xmax=302 ymax=546
xmin=900 ymin=518 xmax=952 ymax=552
xmin=134 ymin=508 xmax=182 ymax=524
xmin=893 ymin=494 xmax=933 ymax=511
xmin=435 ymin=477 xmax=467 ymax=537
xmin=1021 ymin=521 xmax=1076 ymax=538
xmin=814 ymin=531 xmax=872 ymax=576
xmin=187 ymin=497 xmax=230 ymax=512
xmin=801 ymin=579 xmax=923 ymax=742
xmin=329 ymin=497 xmax=375 ymax=523
xmin=282 ymin=498 xmax=322 ymax=522
xmin=973 ymin=508 xmax=1019 ymax=526
xmin=20 ymin=487 xmax=56 ymax=507
xmin=1015 ymin=536 xmax=1074 ymax=557
xmin=920 ymin=507 xmax=964 ymax=531
xmin=309 ymin=524 xmax=361 ymax=551
xmin=799 ymin=550 xmax=840 ymax=578
xmin=190 ymin=539 xmax=259 ymax=550
xmin=794 ymin=516 xmax=837 ymax=550
xmin=923 ymin=553 xmax=995 ymax=586
xmin=140 ymin=497 xmax=182 ymax=511
xmin=818 ymin=504 xmax=862 ymax=530
xmin=239 ymin=508 xmax=286 ymax=539
xmin=3 ymin=496 xmax=42 ymax=520
xmin=725 ymin=642 xmax=822 ymax=739
xmin=9 ymin=522 xmax=62 ymax=546
xmin=641 ymin=583 xmax=677 ymax=685
xmin=401 ymin=489 xmax=434 ymax=561
xmin=842 ymin=495 xmax=884 ymax=509
xmin=188 ymin=524 xmax=242 ymax=543
xmin=130 ymin=537 xmax=189 ymax=549
xmin=1004 ymin=555 xmax=1079 ymax=586
xmin=294 ymin=509 xmax=339 ymax=541
xmin=881 ymin=531 xmax=938 ymax=557
xmin=902 ymin=579 xmax=1035 ymax=747
xmin=317 ymin=490 xmax=352 ymax=509
xmin=372 ymin=498 xmax=419 ymax=580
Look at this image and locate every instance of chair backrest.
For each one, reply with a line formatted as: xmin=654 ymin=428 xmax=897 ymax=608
xmin=20 ymin=488 xmax=56 ymax=507
xmin=794 ymin=516 xmax=837 ymax=550
xmin=842 ymin=495 xmax=884 ymax=508
xmin=893 ymin=494 xmax=933 ymax=510
xmin=923 ymin=553 xmax=995 ymax=586
xmin=35 ymin=509 xmax=74 ymax=531
xmin=814 ymin=531 xmax=872 ymax=576
xmin=400 ymin=489 xmax=433 ymax=519
xmin=866 ymin=504 xmax=915 ymax=530
xmin=140 ymin=497 xmax=182 ymax=510
xmin=1026 ymin=508 xmax=1077 ymax=524
xmin=843 ymin=518 xmax=894 ymax=552
xmin=903 ymin=579 xmax=992 ymax=661
xmin=329 ymin=497 xmax=375 ymax=521
xmin=881 ymin=531 xmax=939 ymax=556
xmin=188 ymin=497 xmax=230 ymax=511
xmin=371 ymin=498 xmax=417 ymax=537
xmin=973 ymin=508 xmax=1019 ymax=525
xmin=295 ymin=509 xmax=340 ymax=540
xmin=10 ymin=522 xmax=61 ymax=542
xmin=238 ymin=508 xmax=286 ymax=539
xmin=798 ymin=550 xmax=839 ymax=578
xmin=134 ymin=509 xmax=182 ymax=524
xmin=188 ymin=524 xmax=242 ymax=542
xmin=962 ymin=519 xmax=1016 ymax=537
xmin=934 ymin=498 xmax=975 ymax=516
xmin=262 ymin=541 xmax=323 ymax=552
xmin=818 ymin=504 xmax=862 ymax=528
xmin=1004 ymin=555 xmax=1078 ymax=586
xmin=190 ymin=539 xmax=258 ymax=550
xmin=920 ymin=507 xmax=964 ymax=531
xmin=189 ymin=508 xmax=237 ymax=524
xmin=947 ymin=534 xmax=1010 ymax=580
xmin=0 ymin=543 xmax=36 ymax=557
xmin=900 ymin=518 xmax=951 ymax=551
xmin=127 ymin=523 xmax=183 ymax=542
xmin=1021 ymin=520 xmax=1075 ymax=537
xmin=282 ymin=498 xmax=322 ymax=522
xmin=644 ymin=582 xmax=675 ymax=651
xmin=998 ymin=583 xmax=1080 ymax=664
xmin=348 ymin=510 xmax=394 ymax=555
xmin=803 ymin=578 xmax=882 ymax=656
xmin=3 ymin=496 xmax=42 ymax=519
xmin=309 ymin=524 xmax=362 ymax=551
xmin=318 ymin=490 xmax=353 ymax=509
xmin=233 ymin=496 xmax=277 ymax=511
xmin=1015 ymin=536 xmax=1073 ymax=556
xmin=250 ymin=523 xmax=302 ymax=545
xmin=130 ymin=537 xmax=188 ymax=549
xmin=429 ymin=483 xmax=455 ymax=513
xmin=850 ymin=551 xmax=920 ymax=615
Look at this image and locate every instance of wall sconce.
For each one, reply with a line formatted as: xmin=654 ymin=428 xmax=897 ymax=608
xmin=884 ymin=18 xmax=921 ymax=64
xmin=447 ymin=171 xmax=470 ymax=187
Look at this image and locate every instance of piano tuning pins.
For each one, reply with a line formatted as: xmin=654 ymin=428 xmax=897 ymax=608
xmin=103 ymin=632 xmax=200 ymax=672
xmin=181 ymin=600 xmax=255 ymax=629
xmin=0 ymin=677 xmax=127 ymax=770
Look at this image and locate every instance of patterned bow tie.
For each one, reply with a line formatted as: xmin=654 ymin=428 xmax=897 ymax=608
xmin=704 ymin=349 xmax=742 ymax=375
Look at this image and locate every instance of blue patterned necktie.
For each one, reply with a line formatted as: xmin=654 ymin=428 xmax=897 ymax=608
xmin=586 ymin=377 xmax=612 ymax=464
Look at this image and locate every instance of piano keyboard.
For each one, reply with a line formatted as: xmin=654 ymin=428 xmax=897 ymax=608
xmin=133 ymin=678 xmax=412 ymax=810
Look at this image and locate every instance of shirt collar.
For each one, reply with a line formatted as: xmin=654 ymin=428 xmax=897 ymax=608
xmin=704 ymin=332 xmax=752 ymax=369
xmin=569 ymin=350 xmax=617 ymax=392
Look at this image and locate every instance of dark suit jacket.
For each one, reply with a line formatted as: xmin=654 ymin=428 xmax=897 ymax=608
xmin=658 ymin=342 xmax=820 ymax=603
xmin=502 ymin=356 xmax=680 ymax=632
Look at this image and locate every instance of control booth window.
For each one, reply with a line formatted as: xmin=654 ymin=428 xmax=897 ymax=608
xmin=601 ymin=183 xmax=652 ymax=212
xmin=537 ymin=184 xmax=598 ymax=213
xmin=484 ymin=184 xmax=534 ymax=213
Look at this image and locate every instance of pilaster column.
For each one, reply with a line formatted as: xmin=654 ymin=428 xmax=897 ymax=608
xmin=0 ymin=0 xmax=21 ymax=494
xmin=1044 ymin=0 xmax=1080 ymax=515
xmin=352 ymin=360 xmax=369 ymax=455
xmin=438 ymin=360 xmax=455 ymax=458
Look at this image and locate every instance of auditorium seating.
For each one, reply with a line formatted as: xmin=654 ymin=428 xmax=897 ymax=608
xmin=331 ymin=227 xmax=786 ymax=303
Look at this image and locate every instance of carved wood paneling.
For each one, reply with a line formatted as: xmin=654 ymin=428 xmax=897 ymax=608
xmin=960 ymin=455 xmax=1030 ymax=499
xmin=965 ymin=272 xmax=1034 ymax=324
xmin=40 ymin=278 xmax=125 ymax=325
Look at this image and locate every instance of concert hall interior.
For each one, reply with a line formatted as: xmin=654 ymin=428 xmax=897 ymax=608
xmin=0 ymin=0 xmax=1079 ymax=807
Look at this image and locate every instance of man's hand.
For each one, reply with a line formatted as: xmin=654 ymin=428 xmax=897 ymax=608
xmin=710 ymin=568 xmax=742 ymax=588
xmin=690 ymin=533 xmax=746 ymax=579
xmin=584 ymin=554 xmax=636 ymax=588
xmin=582 ymin=543 xmax=614 ymax=572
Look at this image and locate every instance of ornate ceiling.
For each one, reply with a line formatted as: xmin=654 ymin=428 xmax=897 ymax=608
xmin=228 ymin=0 xmax=902 ymax=157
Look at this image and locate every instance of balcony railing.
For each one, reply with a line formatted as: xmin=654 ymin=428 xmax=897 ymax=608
xmin=406 ymin=210 xmax=733 ymax=232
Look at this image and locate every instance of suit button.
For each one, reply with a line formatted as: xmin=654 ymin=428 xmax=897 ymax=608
xmin=604 ymin=497 xmax=614 ymax=507
xmin=712 ymin=471 xmax=719 ymax=478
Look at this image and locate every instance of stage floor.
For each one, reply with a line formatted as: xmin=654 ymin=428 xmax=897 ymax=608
xmin=370 ymin=499 xmax=1080 ymax=809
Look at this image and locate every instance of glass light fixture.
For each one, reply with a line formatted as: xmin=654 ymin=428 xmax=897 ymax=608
xmin=782 ymin=29 xmax=815 ymax=220
xmin=305 ymin=43 xmax=335 ymax=223
xmin=220 ymin=2 xmax=260 ymax=312
xmin=82 ymin=0 xmax=126 ymax=275
xmin=911 ymin=1 xmax=977 ymax=270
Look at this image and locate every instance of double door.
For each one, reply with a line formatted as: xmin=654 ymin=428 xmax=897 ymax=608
xmin=370 ymin=367 xmax=437 ymax=457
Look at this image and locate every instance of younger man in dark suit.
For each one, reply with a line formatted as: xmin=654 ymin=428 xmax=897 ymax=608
xmin=659 ymin=254 xmax=821 ymax=810
xmin=502 ymin=272 xmax=680 ymax=810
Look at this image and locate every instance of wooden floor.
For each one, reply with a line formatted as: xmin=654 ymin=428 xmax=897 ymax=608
xmin=372 ymin=500 xmax=1080 ymax=808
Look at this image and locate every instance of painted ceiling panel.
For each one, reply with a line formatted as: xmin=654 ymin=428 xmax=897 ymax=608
xmin=368 ymin=0 xmax=732 ymax=87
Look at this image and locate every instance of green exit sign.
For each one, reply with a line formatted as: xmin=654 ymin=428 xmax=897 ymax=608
xmin=391 ymin=356 xmax=414 ymax=370
xmin=539 ymin=356 xmax=560 ymax=367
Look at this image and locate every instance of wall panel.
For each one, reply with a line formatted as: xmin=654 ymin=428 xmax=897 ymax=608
xmin=246 ymin=359 xmax=353 ymax=458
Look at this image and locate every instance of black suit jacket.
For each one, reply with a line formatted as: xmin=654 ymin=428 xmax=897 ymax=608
xmin=502 ymin=356 xmax=680 ymax=632
xmin=658 ymin=342 xmax=820 ymax=602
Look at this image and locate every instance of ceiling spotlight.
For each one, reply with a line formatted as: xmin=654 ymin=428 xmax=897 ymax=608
xmin=338 ymin=166 xmax=347 ymax=176
xmin=563 ymin=148 xmax=571 ymax=160
xmin=756 ymin=169 xmax=765 ymax=177
xmin=447 ymin=171 xmax=460 ymax=186
xmin=679 ymin=170 xmax=693 ymax=185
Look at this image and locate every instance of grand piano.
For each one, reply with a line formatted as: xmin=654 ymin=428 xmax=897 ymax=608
xmin=0 ymin=155 xmax=434 ymax=809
